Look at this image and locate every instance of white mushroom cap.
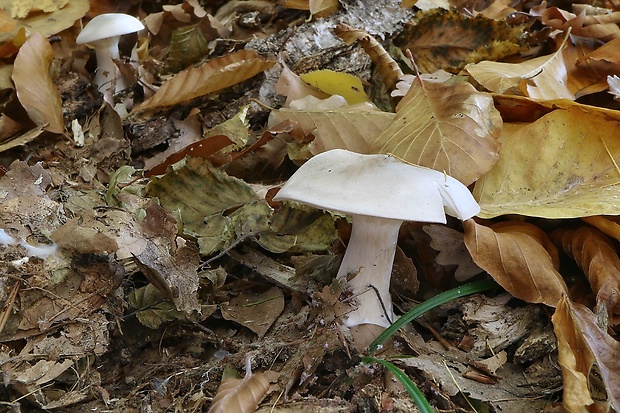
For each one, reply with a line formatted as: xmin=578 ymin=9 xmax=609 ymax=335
xmin=274 ymin=149 xmax=479 ymax=222
xmin=76 ymin=13 xmax=144 ymax=45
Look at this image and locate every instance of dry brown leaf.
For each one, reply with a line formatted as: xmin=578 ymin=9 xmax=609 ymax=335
xmin=370 ymin=75 xmax=501 ymax=185
xmin=551 ymin=225 xmax=620 ymax=319
xmin=491 ymin=221 xmax=560 ymax=270
xmin=464 ymin=219 xmax=569 ymax=307
xmin=423 ymin=224 xmax=482 ymax=281
xmin=137 ymin=49 xmax=275 ymax=111
xmin=11 ymin=32 xmax=63 ymax=134
xmin=553 ymin=296 xmax=620 ymax=412
xmin=208 ymin=356 xmax=270 ymax=413
xmin=531 ymin=2 xmax=620 ymax=41
xmin=334 ymin=24 xmax=403 ymax=94
xmin=221 ymin=286 xmax=284 ymax=337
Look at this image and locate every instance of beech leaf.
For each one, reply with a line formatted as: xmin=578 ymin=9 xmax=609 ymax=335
xmin=465 ymin=37 xmax=574 ymax=100
xmin=464 ymin=219 xmax=569 ymax=307
xmin=474 ymin=107 xmax=620 ymax=218
xmin=12 ymin=32 xmax=64 ymax=133
xmin=551 ymin=225 xmax=620 ymax=319
xmin=208 ymin=356 xmax=270 ymax=413
xmin=553 ymin=297 xmax=620 ymax=412
xmin=137 ymin=49 xmax=275 ymax=111
xmin=370 ymin=75 xmax=501 ymax=185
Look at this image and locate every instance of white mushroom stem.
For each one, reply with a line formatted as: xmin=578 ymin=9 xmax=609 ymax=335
xmin=338 ymin=215 xmax=402 ymax=328
xmin=92 ymin=37 xmax=126 ymax=104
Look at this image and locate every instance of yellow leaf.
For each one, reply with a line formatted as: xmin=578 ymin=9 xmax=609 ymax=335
xmin=8 ymin=0 xmax=68 ymax=19
xmin=300 ymin=70 xmax=369 ymax=105
xmin=465 ymin=36 xmax=574 ymax=100
xmin=474 ymin=106 xmax=620 ymax=218
xmin=370 ymin=75 xmax=501 ymax=185
xmin=464 ymin=220 xmax=568 ymax=307
xmin=12 ymin=32 xmax=64 ymax=134
xmin=137 ymin=50 xmax=275 ymax=111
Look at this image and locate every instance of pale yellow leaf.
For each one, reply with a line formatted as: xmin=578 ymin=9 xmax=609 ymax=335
xmin=474 ymin=107 xmax=620 ymax=218
xmin=465 ymin=39 xmax=574 ymax=100
xmin=8 ymin=0 xmax=68 ymax=19
xmin=309 ymin=0 xmax=338 ymax=17
xmin=553 ymin=297 xmax=620 ymax=412
xmin=370 ymin=75 xmax=501 ymax=185
xmin=12 ymin=32 xmax=63 ymax=134
xmin=137 ymin=50 xmax=275 ymax=111
xmin=464 ymin=220 xmax=569 ymax=307
xmin=269 ymin=98 xmax=394 ymax=154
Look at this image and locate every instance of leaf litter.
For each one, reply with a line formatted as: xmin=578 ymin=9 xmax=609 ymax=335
xmin=0 ymin=0 xmax=620 ymax=411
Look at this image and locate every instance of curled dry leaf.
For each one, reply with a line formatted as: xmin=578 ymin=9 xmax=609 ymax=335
xmin=550 ymin=225 xmax=620 ymax=319
xmin=491 ymin=221 xmax=560 ymax=270
xmin=208 ymin=356 xmax=270 ymax=413
xmin=370 ymin=75 xmax=501 ymax=185
xmin=463 ymin=219 xmax=569 ymax=307
xmin=334 ymin=23 xmax=403 ymax=93
xmin=137 ymin=49 xmax=275 ymax=111
xmin=11 ymin=32 xmax=64 ymax=134
xmin=552 ymin=296 xmax=620 ymax=412
xmin=465 ymin=36 xmax=574 ymax=100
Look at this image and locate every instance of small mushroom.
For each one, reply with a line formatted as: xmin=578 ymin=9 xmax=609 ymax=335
xmin=273 ymin=149 xmax=480 ymax=328
xmin=76 ymin=13 xmax=144 ymax=105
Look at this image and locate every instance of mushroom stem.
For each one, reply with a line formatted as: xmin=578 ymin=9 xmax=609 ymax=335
xmin=337 ymin=215 xmax=402 ymax=327
xmin=93 ymin=37 xmax=123 ymax=104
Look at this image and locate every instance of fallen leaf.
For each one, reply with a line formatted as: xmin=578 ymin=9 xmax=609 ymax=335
xmin=269 ymin=96 xmax=393 ymax=154
xmin=464 ymin=219 xmax=569 ymax=307
xmin=491 ymin=221 xmax=560 ymax=270
xmin=128 ymin=283 xmax=187 ymax=329
xmin=552 ymin=296 xmax=620 ymax=412
xmin=423 ymin=224 xmax=483 ymax=281
xmin=465 ymin=36 xmax=574 ymax=100
xmin=11 ymin=32 xmax=63 ymax=133
xmin=395 ymin=9 xmax=523 ymax=73
xmin=474 ymin=107 xmax=620 ymax=218
xmin=299 ymin=70 xmax=370 ymax=104
xmin=208 ymin=356 xmax=270 ymax=413
xmin=370 ymin=75 xmax=501 ymax=185
xmin=221 ymin=286 xmax=284 ymax=337
xmin=137 ymin=49 xmax=275 ymax=111
xmin=551 ymin=225 xmax=620 ymax=319
xmin=531 ymin=2 xmax=620 ymax=41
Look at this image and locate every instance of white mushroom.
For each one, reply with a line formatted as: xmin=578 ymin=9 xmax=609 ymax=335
xmin=273 ymin=149 xmax=480 ymax=328
xmin=76 ymin=13 xmax=144 ymax=105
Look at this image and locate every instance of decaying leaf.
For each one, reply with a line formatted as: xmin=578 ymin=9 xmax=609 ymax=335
xmin=128 ymin=283 xmax=187 ymax=329
xmin=395 ymin=9 xmax=523 ymax=73
xmin=11 ymin=32 xmax=63 ymax=133
xmin=531 ymin=2 xmax=620 ymax=41
xmin=474 ymin=107 xmax=620 ymax=218
xmin=137 ymin=49 xmax=275 ymax=111
xmin=370 ymin=74 xmax=501 ymax=185
xmin=465 ymin=36 xmax=574 ymax=100
xmin=551 ymin=225 xmax=620 ymax=319
xmin=221 ymin=286 xmax=284 ymax=337
xmin=208 ymin=355 xmax=270 ymax=413
xmin=552 ymin=296 xmax=620 ymax=412
xmin=423 ymin=224 xmax=482 ymax=281
xmin=164 ymin=23 xmax=210 ymax=73
xmin=464 ymin=219 xmax=569 ymax=307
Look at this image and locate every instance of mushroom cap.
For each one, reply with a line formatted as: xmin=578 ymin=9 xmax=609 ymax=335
xmin=273 ymin=149 xmax=480 ymax=223
xmin=76 ymin=13 xmax=144 ymax=45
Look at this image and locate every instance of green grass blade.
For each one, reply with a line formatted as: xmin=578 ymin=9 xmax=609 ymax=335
xmin=363 ymin=356 xmax=434 ymax=413
xmin=368 ymin=279 xmax=498 ymax=354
